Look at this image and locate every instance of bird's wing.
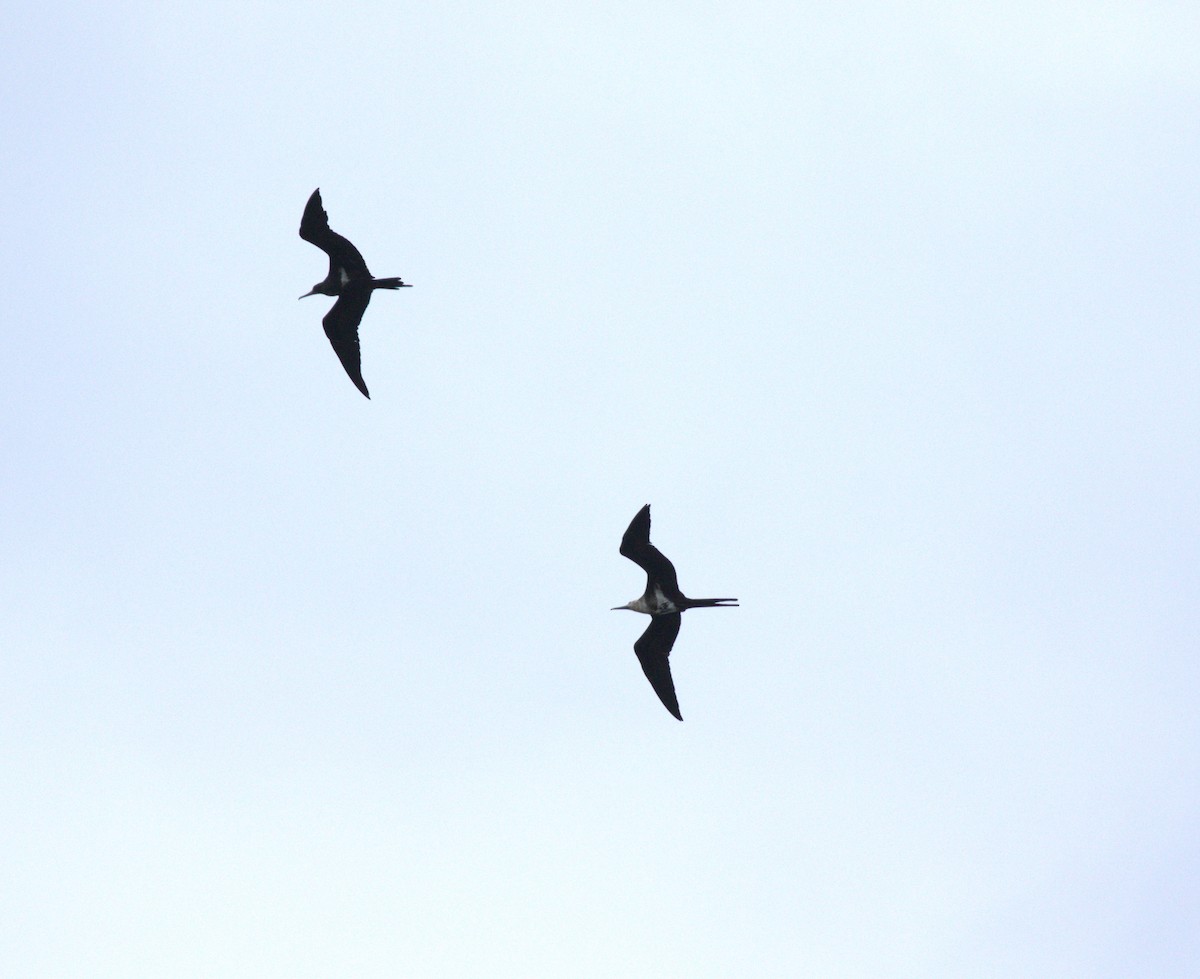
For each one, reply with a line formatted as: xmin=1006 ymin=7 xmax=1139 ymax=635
xmin=299 ymin=188 xmax=372 ymax=278
xmin=619 ymin=504 xmax=683 ymax=600
xmin=322 ymin=289 xmax=373 ymax=398
xmin=633 ymin=613 xmax=683 ymax=720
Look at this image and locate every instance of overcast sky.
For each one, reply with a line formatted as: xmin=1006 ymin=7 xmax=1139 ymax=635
xmin=4 ymin=2 xmax=1199 ymax=976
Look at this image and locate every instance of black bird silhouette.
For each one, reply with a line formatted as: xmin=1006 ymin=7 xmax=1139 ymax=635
xmin=298 ymin=188 xmax=410 ymax=398
xmin=613 ymin=504 xmax=738 ymax=720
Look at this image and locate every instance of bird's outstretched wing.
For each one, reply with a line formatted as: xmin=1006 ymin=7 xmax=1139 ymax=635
xmin=620 ymin=504 xmax=683 ymax=601
xmin=322 ymin=288 xmax=373 ymax=398
xmin=300 ymin=188 xmax=372 ymax=278
xmin=634 ymin=613 xmax=683 ymax=720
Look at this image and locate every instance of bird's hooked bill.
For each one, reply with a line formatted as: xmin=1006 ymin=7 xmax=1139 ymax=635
xmin=298 ymin=289 xmax=318 ymax=299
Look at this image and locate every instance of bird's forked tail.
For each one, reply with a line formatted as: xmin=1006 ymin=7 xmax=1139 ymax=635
xmin=372 ymin=277 xmax=412 ymax=289
xmin=689 ymin=597 xmax=739 ymax=608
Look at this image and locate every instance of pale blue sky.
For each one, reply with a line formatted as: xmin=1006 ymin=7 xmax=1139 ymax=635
xmin=3 ymin=2 xmax=1199 ymax=976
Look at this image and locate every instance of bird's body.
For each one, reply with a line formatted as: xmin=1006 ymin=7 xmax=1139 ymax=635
xmin=298 ymin=188 xmax=410 ymax=398
xmin=613 ymin=504 xmax=737 ymax=720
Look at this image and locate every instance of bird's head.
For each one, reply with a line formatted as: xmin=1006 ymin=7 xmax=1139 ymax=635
xmin=299 ymin=282 xmax=331 ymax=300
xmin=611 ymin=601 xmax=638 ymax=612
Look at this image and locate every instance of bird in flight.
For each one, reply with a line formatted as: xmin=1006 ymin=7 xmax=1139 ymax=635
xmin=613 ymin=504 xmax=738 ymax=720
xmin=298 ymin=188 xmax=411 ymax=398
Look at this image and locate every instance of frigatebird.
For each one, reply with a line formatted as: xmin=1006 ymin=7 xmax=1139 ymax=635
xmin=299 ymin=188 xmax=411 ymax=398
xmin=613 ymin=504 xmax=738 ymax=720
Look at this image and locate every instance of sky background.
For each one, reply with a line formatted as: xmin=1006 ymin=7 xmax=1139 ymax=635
xmin=3 ymin=2 xmax=1199 ymax=976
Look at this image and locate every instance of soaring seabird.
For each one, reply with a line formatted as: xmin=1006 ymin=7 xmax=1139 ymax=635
xmin=298 ymin=188 xmax=411 ymax=398
xmin=613 ymin=504 xmax=738 ymax=720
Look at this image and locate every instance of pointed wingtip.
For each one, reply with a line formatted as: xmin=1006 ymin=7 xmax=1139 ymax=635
xmin=346 ymin=368 xmax=370 ymax=399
